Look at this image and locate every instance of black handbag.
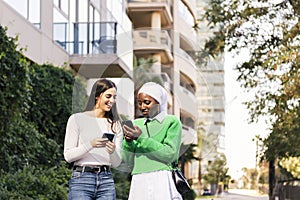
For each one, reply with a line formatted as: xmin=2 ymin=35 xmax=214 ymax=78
xmin=171 ymin=163 xmax=191 ymax=195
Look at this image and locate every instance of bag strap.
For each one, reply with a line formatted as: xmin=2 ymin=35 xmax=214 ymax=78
xmin=171 ymin=161 xmax=178 ymax=169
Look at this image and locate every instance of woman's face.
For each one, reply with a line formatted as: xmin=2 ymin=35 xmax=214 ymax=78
xmin=96 ymin=87 xmax=117 ymax=113
xmin=137 ymin=93 xmax=160 ymax=117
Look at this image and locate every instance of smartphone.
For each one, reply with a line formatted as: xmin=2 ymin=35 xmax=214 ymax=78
xmin=102 ymin=133 xmax=115 ymax=142
xmin=122 ymin=120 xmax=134 ymax=129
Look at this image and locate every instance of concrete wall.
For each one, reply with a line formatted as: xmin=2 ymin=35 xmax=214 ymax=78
xmin=0 ymin=1 xmax=69 ymax=67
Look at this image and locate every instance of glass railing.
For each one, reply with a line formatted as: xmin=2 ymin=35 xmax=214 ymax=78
xmin=180 ymin=85 xmax=195 ymax=97
xmin=4 ymin=0 xmax=41 ymax=29
xmin=33 ymin=23 xmax=41 ymax=29
xmin=178 ymin=48 xmax=196 ymax=67
xmin=53 ymin=22 xmax=117 ymax=55
xmin=181 ymin=124 xmax=196 ymax=144
xmin=55 ymin=40 xmax=84 ymax=54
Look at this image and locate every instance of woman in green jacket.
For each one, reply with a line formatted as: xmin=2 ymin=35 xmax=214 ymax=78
xmin=122 ymin=82 xmax=182 ymax=200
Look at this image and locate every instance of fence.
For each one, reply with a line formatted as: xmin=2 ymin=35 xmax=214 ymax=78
xmin=273 ymin=180 xmax=300 ymax=200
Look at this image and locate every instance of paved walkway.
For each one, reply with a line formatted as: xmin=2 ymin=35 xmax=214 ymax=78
xmin=196 ymin=189 xmax=268 ymax=200
xmin=228 ymin=189 xmax=267 ymax=196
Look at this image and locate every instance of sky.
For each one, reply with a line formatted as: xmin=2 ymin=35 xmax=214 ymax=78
xmin=224 ymin=51 xmax=269 ymax=180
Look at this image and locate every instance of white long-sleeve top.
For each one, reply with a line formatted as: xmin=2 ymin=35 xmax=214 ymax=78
xmin=64 ymin=112 xmax=123 ymax=168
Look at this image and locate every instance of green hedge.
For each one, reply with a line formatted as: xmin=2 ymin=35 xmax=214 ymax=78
xmin=0 ymin=25 xmax=86 ymax=199
xmin=27 ymin=63 xmax=76 ymax=148
xmin=0 ymin=162 xmax=70 ymax=199
xmin=0 ymin=26 xmax=29 ymax=136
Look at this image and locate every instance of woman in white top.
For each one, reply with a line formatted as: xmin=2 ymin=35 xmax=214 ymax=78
xmin=64 ymin=78 xmax=123 ymax=200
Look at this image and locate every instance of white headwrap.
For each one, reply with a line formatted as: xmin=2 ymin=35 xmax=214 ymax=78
xmin=138 ymin=82 xmax=168 ymax=112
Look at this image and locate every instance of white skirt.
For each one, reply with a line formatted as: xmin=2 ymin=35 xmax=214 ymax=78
xmin=128 ymin=170 xmax=183 ymax=200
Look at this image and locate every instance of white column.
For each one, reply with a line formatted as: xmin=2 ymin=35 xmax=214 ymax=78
xmin=151 ymin=12 xmax=162 ymax=74
xmin=40 ymin=0 xmax=53 ymax=39
xmin=151 ymin=12 xmax=161 ymax=29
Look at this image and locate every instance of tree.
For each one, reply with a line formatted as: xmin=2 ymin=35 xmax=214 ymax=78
xmin=0 ymin=25 xmax=87 ymax=199
xmin=241 ymin=167 xmax=258 ymax=189
xmin=202 ymin=0 xmax=300 ymax=164
xmin=202 ymin=153 xmax=229 ymax=197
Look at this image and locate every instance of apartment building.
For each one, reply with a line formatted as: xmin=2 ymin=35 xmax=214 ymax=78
xmin=195 ymin=0 xmax=226 ymax=194
xmin=0 ymin=0 xmax=134 ymax=117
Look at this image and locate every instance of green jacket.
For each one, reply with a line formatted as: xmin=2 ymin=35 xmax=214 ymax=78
xmin=122 ymin=113 xmax=182 ymax=175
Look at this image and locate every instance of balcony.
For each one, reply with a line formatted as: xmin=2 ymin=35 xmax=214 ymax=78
xmin=177 ymin=84 xmax=197 ymax=117
xmin=127 ymin=0 xmax=173 ymax=28
xmin=133 ymin=29 xmax=173 ymax=63
xmin=175 ymin=49 xmax=197 ymax=82
xmin=181 ymin=124 xmax=197 ymax=145
xmin=53 ymin=22 xmax=132 ymax=78
xmin=54 ymin=22 xmax=117 ymax=55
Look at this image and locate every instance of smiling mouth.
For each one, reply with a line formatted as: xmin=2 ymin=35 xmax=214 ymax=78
xmin=106 ymin=102 xmax=112 ymax=108
xmin=141 ymin=109 xmax=149 ymax=114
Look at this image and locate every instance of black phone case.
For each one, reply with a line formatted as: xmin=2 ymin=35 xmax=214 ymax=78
xmin=103 ymin=133 xmax=114 ymax=142
xmin=122 ymin=120 xmax=134 ymax=129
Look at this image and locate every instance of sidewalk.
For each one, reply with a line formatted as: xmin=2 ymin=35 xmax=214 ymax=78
xmin=228 ymin=189 xmax=267 ymax=196
xmin=196 ymin=189 xmax=268 ymax=199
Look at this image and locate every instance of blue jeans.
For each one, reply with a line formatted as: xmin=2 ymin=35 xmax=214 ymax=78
xmin=68 ymin=170 xmax=116 ymax=200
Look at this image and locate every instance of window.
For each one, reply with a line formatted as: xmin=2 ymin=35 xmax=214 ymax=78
xmin=4 ymin=0 xmax=40 ymax=28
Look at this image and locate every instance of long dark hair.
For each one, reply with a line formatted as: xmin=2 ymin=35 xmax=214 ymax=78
xmin=85 ymin=79 xmax=119 ymax=133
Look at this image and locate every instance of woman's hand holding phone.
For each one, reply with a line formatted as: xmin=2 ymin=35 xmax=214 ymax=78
xmin=90 ymin=136 xmax=115 ymax=153
xmin=105 ymin=141 xmax=115 ymax=154
xmin=122 ymin=120 xmax=142 ymax=141
xmin=101 ymin=133 xmax=116 ymax=153
xmin=90 ymin=137 xmax=109 ymax=148
xmin=102 ymin=133 xmax=115 ymax=142
xmin=91 ymin=133 xmax=114 ymax=148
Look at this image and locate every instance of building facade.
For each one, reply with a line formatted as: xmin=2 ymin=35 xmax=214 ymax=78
xmin=195 ymin=0 xmax=226 ymax=195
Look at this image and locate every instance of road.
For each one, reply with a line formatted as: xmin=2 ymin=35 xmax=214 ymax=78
xmin=196 ymin=189 xmax=269 ymax=200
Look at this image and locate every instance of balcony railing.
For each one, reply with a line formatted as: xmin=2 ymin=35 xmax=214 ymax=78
xmin=178 ymin=48 xmax=196 ymax=67
xmin=133 ymin=29 xmax=171 ymax=50
xmin=54 ymin=22 xmax=117 ymax=55
xmin=55 ymin=40 xmax=84 ymax=54
xmin=181 ymin=124 xmax=196 ymax=145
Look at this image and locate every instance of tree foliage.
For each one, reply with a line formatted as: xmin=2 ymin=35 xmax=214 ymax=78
xmin=27 ymin=63 xmax=76 ymax=147
xmin=202 ymin=153 xmax=229 ymax=195
xmin=0 ymin=25 xmax=88 ymax=198
xmin=203 ymin=0 xmax=300 ymax=163
xmin=0 ymin=26 xmax=29 ymax=136
xmin=133 ymin=57 xmax=163 ymax=89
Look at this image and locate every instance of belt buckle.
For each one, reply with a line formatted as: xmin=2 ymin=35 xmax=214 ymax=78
xmin=102 ymin=166 xmax=108 ymax=172
xmin=95 ymin=166 xmax=101 ymax=172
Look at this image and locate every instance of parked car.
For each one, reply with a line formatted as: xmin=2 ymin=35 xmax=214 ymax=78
xmin=202 ymin=189 xmax=211 ymax=196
